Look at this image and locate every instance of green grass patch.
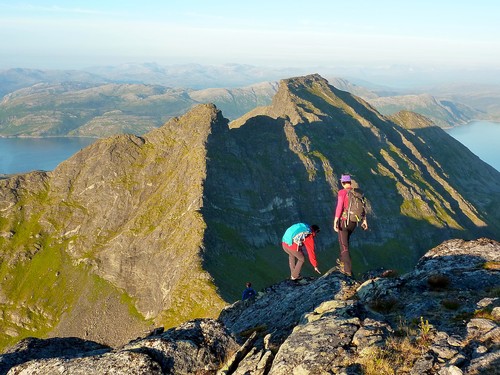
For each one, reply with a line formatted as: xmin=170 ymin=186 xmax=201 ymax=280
xmin=474 ymin=306 xmax=498 ymax=322
xmin=0 ymin=236 xmax=84 ymax=350
xmin=158 ymin=271 xmax=226 ymax=329
xmin=351 ymin=240 xmax=415 ymax=277
xmin=0 ymin=229 xmax=150 ymax=351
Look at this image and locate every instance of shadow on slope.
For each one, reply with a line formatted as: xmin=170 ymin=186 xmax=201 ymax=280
xmin=201 ymin=105 xmax=497 ymax=302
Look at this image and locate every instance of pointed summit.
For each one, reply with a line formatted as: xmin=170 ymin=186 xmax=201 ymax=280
xmin=230 ymin=73 xmax=384 ymax=128
xmin=146 ymin=103 xmax=229 ymax=145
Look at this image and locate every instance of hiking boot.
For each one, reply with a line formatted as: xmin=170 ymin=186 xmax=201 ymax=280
xmin=336 ymin=259 xmax=352 ymax=277
xmin=335 ymin=259 xmax=344 ymax=271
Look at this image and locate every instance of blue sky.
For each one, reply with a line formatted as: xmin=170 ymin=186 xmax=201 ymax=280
xmin=1 ymin=0 xmax=499 ymax=81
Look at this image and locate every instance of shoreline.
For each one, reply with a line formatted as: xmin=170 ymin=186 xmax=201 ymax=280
xmin=0 ymin=135 xmax=100 ymax=139
xmin=1 ymin=121 xmax=498 ymax=174
xmin=465 ymin=119 xmax=500 ymax=125
xmin=442 ymin=119 xmax=500 ymax=131
xmin=0 ymin=121 xmax=498 ymax=139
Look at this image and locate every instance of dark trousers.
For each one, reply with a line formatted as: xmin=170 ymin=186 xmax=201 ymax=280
xmin=338 ymin=220 xmax=357 ymax=275
xmin=282 ymin=244 xmax=305 ymax=279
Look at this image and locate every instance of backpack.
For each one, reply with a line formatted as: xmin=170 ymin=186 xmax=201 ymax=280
xmin=282 ymin=223 xmax=311 ymax=246
xmin=346 ymin=189 xmax=366 ymax=222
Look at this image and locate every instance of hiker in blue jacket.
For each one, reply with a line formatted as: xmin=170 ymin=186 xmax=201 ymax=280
xmin=281 ymin=223 xmax=321 ymax=280
xmin=242 ymin=282 xmax=256 ymax=300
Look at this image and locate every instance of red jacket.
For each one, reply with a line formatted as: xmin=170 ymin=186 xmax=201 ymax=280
xmin=281 ymin=234 xmax=318 ymax=267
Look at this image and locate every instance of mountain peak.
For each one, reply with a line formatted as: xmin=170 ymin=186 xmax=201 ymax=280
xmin=146 ymin=103 xmax=228 ymax=145
xmin=282 ymin=73 xmax=328 ymax=86
xmin=230 ymin=73 xmax=382 ymax=128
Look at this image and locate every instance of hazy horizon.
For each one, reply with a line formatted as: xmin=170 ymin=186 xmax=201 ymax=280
xmin=1 ymin=1 xmax=500 ymax=87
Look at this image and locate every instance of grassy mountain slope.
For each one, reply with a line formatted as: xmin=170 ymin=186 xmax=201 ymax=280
xmin=0 ymin=104 xmax=227 ymax=350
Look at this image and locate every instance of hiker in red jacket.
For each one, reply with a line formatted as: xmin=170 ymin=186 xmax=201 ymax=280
xmin=333 ymin=174 xmax=368 ymax=276
xmin=281 ymin=223 xmax=321 ymax=280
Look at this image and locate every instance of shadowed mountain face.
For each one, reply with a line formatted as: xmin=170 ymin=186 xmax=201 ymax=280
xmin=203 ymin=74 xmax=500 ymax=299
xmin=0 ymin=74 xmax=498 ymax=351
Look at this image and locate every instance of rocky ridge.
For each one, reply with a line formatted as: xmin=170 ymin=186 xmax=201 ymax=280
xmin=0 ymin=238 xmax=498 ymax=374
xmin=0 ymin=104 xmax=228 ymax=349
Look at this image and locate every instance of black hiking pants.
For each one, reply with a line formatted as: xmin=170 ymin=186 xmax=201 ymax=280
xmin=338 ymin=220 xmax=357 ymax=275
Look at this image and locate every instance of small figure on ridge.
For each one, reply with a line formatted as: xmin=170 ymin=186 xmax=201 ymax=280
xmin=242 ymin=282 xmax=256 ymax=300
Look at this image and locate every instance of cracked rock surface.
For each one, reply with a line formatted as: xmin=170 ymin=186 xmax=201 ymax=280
xmin=1 ymin=238 xmax=498 ymax=374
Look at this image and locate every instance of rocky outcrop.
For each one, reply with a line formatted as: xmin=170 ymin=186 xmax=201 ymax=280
xmin=1 ymin=238 xmax=497 ymax=374
xmin=1 ymin=320 xmax=237 ymax=375
xmin=0 ymin=337 xmax=110 ymax=374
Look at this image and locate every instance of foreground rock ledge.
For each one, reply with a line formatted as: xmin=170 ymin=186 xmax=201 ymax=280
xmin=1 ymin=238 xmax=498 ymax=375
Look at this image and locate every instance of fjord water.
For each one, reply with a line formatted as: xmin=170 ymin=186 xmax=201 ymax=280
xmin=0 ymin=137 xmax=96 ymax=174
xmin=0 ymin=121 xmax=498 ymax=174
xmin=445 ymin=121 xmax=499 ymax=172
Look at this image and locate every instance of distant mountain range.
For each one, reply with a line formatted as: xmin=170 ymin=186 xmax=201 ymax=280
xmin=0 ymin=63 xmax=303 ymax=96
xmin=0 ymin=81 xmax=277 ymax=137
xmin=0 ymin=74 xmax=498 ymax=351
xmin=1 ymin=64 xmax=499 ymax=138
xmin=367 ymin=93 xmax=479 ymax=128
